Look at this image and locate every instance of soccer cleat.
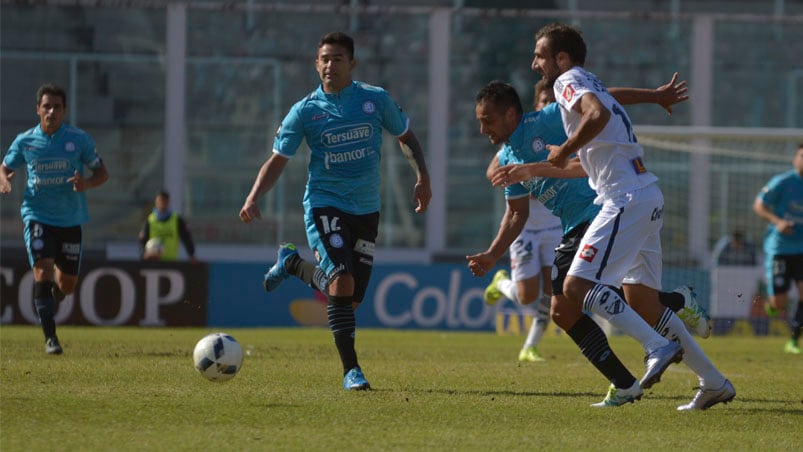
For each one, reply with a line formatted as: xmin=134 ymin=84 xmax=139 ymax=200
xmin=45 ymin=336 xmax=63 ymax=355
xmin=677 ymin=379 xmax=736 ymax=411
xmin=639 ymin=341 xmax=683 ymax=390
xmin=484 ymin=269 xmax=509 ymax=305
xmin=52 ymin=285 xmax=66 ymax=303
xmin=263 ymin=243 xmax=298 ymax=292
xmin=674 ymin=285 xmax=712 ymax=338
xmin=784 ymin=339 xmax=801 ymax=354
xmin=591 ymin=381 xmax=643 ymax=407
xmin=518 ymin=345 xmax=545 ymax=362
xmin=343 ymin=367 xmax=371 ymax=391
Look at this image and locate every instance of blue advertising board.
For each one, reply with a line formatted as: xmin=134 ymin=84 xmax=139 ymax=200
xmin=207 ymin=262 xmax=498 ymax=331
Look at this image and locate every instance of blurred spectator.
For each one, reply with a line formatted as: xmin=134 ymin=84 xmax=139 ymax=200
xmin=711 ymin=230 xmax=758 ymax=266
xmin=138 ymin=190 xmax=199 ymax=263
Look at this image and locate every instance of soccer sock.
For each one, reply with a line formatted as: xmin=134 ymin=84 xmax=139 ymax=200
xmin=614 ymin=286 xmax=683 ymax=313
xmin=524 ymin=296 xmax=550 ymax=348
xmin=791 ymin=303 xmax=803 ymax=342
xmin=286 ymin=254 xmax=328 ymax=292
xmin=327 ymin=296 xmax=359 ymax=374
xmin=566 ymin=314 xmax=637 ymax=389
xmin=658 ymin=291 xmax=684 ymax=313
xmin=498 ymin=278 xmax=518 ymax=303
xmin=584 ymin=284 xmax=668 ymax=353
xmin=33 ymin=281 xmax=57 ymax=339
xmin=654 ymin=308 xmax=725 ymax=388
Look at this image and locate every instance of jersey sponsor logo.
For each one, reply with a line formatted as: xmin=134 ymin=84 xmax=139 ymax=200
xmin=579 ymin=244 xmax=597 ymax=262
xmin=324 ymin=147 xmax=370 ymax=169
xmin=562 ymin=84 xmax=575 ymax=102
xmin=321 ymin=123 xmax=373 ymax=148
xmin=34 ymin=159 xmax=70 ymax=173
xmin=362 ymin=101 xmax=376 ymax=114
xmin=33 ymin=175 xmax=68 ymax=189
xmin=631 ymin=157 xmax=647 ymax=174
xmin=65 ymin=142 xmax=76 ymax=152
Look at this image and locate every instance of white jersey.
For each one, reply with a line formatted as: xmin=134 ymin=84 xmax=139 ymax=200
xmin=510 ymin=198 xmax=562 ymax=282
xmin=554 ymin=66 xmax=658 ymax=203
xmin=525 ymin=198 xmax=562 ymax=231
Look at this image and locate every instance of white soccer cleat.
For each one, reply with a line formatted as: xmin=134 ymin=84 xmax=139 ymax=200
xmin=674 ymin=285 xmax=712 ymax=338
xmin=677 ymin=379 xmax=736 ymax=411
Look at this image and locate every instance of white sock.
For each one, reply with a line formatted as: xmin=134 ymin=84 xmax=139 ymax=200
xmin=583 ymin=284 xmax=669 ymax=353
xmin=523 ymin=296 xmax=550 ymax=348
xmin=498 ymin=278 xmax=518 ymax=303
xmin=655 ymin=308 xmax=726 ymax=388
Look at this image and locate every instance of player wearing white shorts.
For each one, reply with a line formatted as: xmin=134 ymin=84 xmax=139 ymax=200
xmin=485 ymin=197 xmax=562 ymax=362
xmin=533 ymin=22 xmax=735 ymax=410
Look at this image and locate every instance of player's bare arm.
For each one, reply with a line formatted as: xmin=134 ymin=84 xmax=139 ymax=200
xmin=466 ymin=196 xmax=529 ymax=276
xmin=67 ymin=163 xmax=109 ymax=192
xmin=753 ymin=197 xmax=795 ymax=235
xmin=547 ymin=93 xmax=609 ymax=168
xmin=0 ymin=164 xmax=14 ymax=194
xmin=398 ymin=130 xmax=431 ymax=213
xmin=240 ymin=153 xmax=289 ymax=223
xmin=491 ymin=158 xmax=586 ymax=187
xmin=485 ymin=153 xmax=500 ymax=181
xmin=608 ymin=72 xmax=688 ymax=115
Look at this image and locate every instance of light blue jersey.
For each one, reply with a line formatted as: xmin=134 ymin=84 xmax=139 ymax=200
xmin=274 ymin=81 xmax=409 ymax=215
xmin=4 ymin=123 xmax=102 ymax=227
xmin=756 ymin=169 xmax=803 ymax=256
xmin=498 ymin=103 xmax=600 ymax=234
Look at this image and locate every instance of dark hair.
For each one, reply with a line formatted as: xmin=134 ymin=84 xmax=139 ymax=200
xmin=534 ymin=78 xmax=555 ymax=100
xmin=319 ymin=32 xmax=355 ymax=59
xmin=156 ymin=190 xmax=170 ymax=199
xmin=36 ymin=83 xmax=67 ymax=106
xmin=475 ymin=81 xmax=523 ymax=116
xmin=535 ymin=23 xmax=586 ymax=66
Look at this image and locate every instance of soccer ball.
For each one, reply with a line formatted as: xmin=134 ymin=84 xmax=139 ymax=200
xmin=144 ymin=238 xmax=164 ymax=260
xmin=192 ymin=332 xmax=243 ymax=382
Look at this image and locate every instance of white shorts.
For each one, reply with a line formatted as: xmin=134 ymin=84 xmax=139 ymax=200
xmin=567 ymin=183 xmax=664 ymax=290
xmin=510 ymin=226 xmax=563 ymax=282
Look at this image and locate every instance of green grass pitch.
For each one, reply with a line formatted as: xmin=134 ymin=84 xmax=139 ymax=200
xmin=1 ymin=326 xmax=801 ymax=450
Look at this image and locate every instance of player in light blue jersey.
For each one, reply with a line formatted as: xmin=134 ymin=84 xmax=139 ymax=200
xmin=240 ymin=32 xmax=431 ymax=390
xmin=1 ymin=83 xmax=109 ymax=355
xmin=531 ymin=23 xmax=734 ymax=410
xmin=753 ymin=143 xmax=803 ymax=354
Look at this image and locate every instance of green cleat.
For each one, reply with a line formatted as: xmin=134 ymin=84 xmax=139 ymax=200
xmin=518 ymin=346 xmax=545 ymax=362
xmin=484 ymin=269 xmax=509 ymax=305
xmin=784 ymin=339 xmax=801 ymax=354
xmin=591 ymin=382 xmax=642 ymax=408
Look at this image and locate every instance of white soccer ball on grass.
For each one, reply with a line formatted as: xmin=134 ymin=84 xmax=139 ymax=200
xmin=192 ymin=332 xmax=243 ymax=382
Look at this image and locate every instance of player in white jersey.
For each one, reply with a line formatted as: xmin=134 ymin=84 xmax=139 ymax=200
xmin=532 ymin=22 xmax=734 ymax=410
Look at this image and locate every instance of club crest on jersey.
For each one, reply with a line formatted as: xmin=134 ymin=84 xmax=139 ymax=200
xmin=562 ymin=84 xmax=575 ymax=102
xmin=329 ymin=233 xmax=345 ymax=248
xmin=65 ymin=142 xmax=76 ymax=152
xmin=531 ymin=137 xmax=546 ymax=152
xmin=362 ymin=101 xmax=376 ymax=114
xmin=579 ymin=244 xmax=598 ymax=262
